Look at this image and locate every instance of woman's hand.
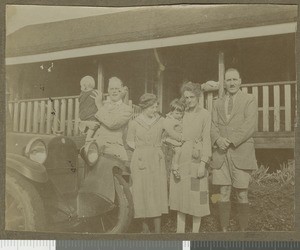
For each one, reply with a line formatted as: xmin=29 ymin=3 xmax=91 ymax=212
xmin=197 ymin=161 xmax=206 ymax=178
xmin=126 ymin=140 xmax=136 ymax=150
xmin=172 ymin=164 xmax=179 ymax=171
xmin=192 ymin=148 xmax=200 ymax=159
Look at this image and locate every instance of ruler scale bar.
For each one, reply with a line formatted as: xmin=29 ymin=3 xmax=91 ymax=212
xmin=0 ymin=241 xmax=300 ymax=249
xmin=0 ymin=240 xmax=56 ymax=250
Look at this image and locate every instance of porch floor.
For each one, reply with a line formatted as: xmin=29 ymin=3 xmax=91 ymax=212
xmin=253 ymin=132 xmax=294 ymax=149
xmin=70 ymin=131 xmax=295 ymax=150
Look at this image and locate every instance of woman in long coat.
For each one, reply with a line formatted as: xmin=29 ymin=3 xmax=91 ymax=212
xmin=169 ymin=82 xmax=212 ymax=233
xmin=126 ymin=93 xmax=168 ymax=233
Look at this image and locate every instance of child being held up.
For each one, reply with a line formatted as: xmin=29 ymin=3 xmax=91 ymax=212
xmin=78 ymin=75 xmax=101 ymax=141
xmin=163 ymin=99 xmax=185 ymax=179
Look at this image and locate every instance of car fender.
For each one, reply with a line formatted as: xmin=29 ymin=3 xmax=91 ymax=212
xmin=6 ymin=153 xmax=48 ymax=183
xmin=77 ymin=154 xmax=127 ymax=217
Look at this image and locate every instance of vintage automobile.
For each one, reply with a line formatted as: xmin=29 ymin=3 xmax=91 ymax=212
xmin=5 ymin=115 xmax=134 ymax=233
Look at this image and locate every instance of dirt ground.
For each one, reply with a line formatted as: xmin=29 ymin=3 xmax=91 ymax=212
xmin=128 ymin=149 xmax=294 ymax=233
xmin=128 ymin=177 xmax=294 ymax=233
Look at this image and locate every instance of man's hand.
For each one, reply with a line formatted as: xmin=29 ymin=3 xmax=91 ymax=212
xmin=224 ymin=138 xmax=232 ymax=147
xmin=216 ymin=137 xmax=231 ymax=151
xmin=197 ymin=161 xmax=206 ymax=178
xmin=78 ymin=121 xmax=99 ymax=132
xmin=120 ymin=86 xmax=129 ymax=99
xmin=90 ymin=90 xmax=103 ymax=109
xmin=87 ymin=121 xmax=100 ymax=130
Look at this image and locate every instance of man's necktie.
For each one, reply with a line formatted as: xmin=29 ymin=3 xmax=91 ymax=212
xmin=228 ymin=95 xmax=233 ymax=116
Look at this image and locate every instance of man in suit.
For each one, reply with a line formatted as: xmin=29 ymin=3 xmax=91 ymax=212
xmin=93 ymin=77 xmax=133 ymax=161
xmin=211 ymin=68 xmax=258 ymax=232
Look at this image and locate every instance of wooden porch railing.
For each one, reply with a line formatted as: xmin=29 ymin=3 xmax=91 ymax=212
xmin=8 ymin=95 xmax=141 ymax=136
xmin=8 ymin=81 xmax=296 ymax=135
xmin=241 ymin=81 xmax=296 ymax=132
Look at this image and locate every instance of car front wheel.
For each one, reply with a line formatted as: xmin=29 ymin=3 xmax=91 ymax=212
xmin=5 ymin=171 xmax=46 ymax=231
xmin=79 ymin=173 xmax=134 ymax=233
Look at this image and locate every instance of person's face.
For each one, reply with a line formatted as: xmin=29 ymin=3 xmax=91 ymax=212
xmin=171 ymin=110 xmax=183 ymax=120
xmin=184 ymin=91 xmax=198 ymax=109
xmin=144 ymin=102 xmax=158 ymax=118
xmin=225 ymin=70 xmax=241 ymax=95
xmin=108 ymin=81 xmax=123 ymax=102
xmin=80 ymin=82 xmax=87 ymax=92
xmin=80 ymin=82 xmax=93 ymax=92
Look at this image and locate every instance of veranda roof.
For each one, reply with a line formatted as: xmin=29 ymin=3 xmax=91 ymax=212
xmin=6 ymin=4 xmax=297 ymax=64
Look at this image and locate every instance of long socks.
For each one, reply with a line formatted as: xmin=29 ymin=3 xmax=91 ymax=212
xmin=218 ymin=201 xmax=231 ymax=232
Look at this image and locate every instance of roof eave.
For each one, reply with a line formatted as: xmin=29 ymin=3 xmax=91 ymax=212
xmin=6 ymin=22 xmax=297 ymax=66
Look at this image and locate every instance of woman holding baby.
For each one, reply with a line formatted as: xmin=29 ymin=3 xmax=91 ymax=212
xmin=169 ymin=81 xmax=212 ymax=233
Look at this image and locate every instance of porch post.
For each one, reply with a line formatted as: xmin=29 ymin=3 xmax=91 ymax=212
xmin=154 ymin=49 xmax=165 ymax=112
xmin=218 ymin=51 xmax=225 ymax=97
xmin=144 ymin=70 xmax=148 ymax=94
xmin=97 ymin=61 xmax=104 ymax=93
xmin=157 ymin=73 xmax=163 ymax=112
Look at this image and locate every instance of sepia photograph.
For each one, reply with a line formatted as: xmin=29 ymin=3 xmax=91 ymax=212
xmin=4 ymin=4 xmax=297 ymax=235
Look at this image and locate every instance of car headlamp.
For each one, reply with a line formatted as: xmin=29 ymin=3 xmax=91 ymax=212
xmin=25 ymin=138 xmax=47 ymax=164
xmin=80 ymin=141 xmax=99 ymax=166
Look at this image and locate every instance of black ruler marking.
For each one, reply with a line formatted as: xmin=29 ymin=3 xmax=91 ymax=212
xmin=191 ymin=241 xmax=300 ymax=250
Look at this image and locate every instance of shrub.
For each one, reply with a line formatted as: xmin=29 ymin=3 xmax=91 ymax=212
xmin=251 ymin=160 xmax=295 ymax=186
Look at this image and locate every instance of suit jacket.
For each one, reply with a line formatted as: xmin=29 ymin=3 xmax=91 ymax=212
xmin=95 ymin=101 xmax=133 ymax=161
xmin=210 ymin=91 xmax=258 ymax=170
